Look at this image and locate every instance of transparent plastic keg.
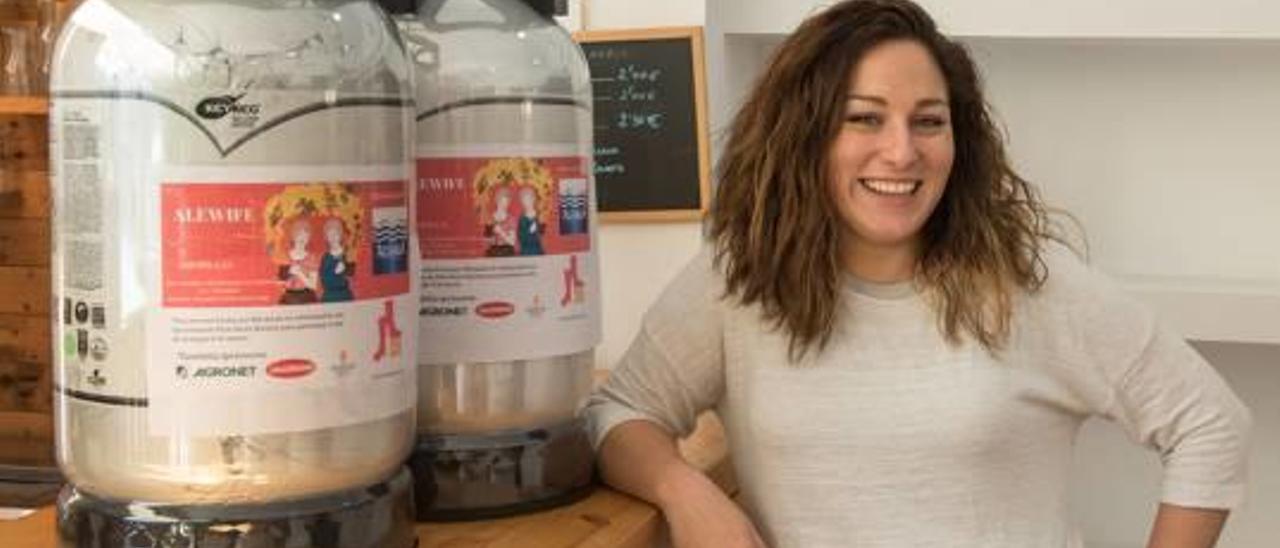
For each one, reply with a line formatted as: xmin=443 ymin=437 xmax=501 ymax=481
xmin=51 ymin=0 xmax=417 ymax=504
xmin=401 ymin=0 xmax=598 ymax=438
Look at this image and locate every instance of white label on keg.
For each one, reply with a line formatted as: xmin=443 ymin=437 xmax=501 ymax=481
xmin=144 ymin=168 xmax=416 ymax=436
xmin=415 ymin=145 xmax=601 ymax=364
xmin=51 ymin=99 xmax=130 ymax=400
xmin=51 ymin=89 xmax=414 ymax=436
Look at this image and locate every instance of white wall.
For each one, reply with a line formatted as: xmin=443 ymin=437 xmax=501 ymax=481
xmin=710 ymin=0 xmax=1280 ymax=38
xmin=969 ymin=38 xmax=1280 ymax=347
xmin=967 ymin=39 xmax=1280 ymax=285
xmin=583 ymin=0 xmax=705 ymax=30
xmin=580 ymin=0 xmax=707 ymax=369
xmin=597 ymin=224 xmax=703 ymax=368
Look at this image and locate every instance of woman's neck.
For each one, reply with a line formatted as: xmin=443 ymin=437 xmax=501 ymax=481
xmin=843 ymin=237 xmax=919 ymax=283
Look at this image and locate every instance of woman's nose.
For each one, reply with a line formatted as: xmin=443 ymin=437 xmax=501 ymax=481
xmin=879 ymin=121 xmax=920 ymax=168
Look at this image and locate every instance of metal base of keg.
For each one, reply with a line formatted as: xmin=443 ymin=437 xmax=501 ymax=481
xmin=410 ymin=417 xmax=595 ymax=522
xmin=56 ymin=466 xmax=417 ymax=548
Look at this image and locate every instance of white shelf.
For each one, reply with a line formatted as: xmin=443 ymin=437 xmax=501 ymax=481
xmin=1127 ymin=277 xmax=1280 ymax=345
xmin=967 ymin=38 xmax=1280 ymax=346
xmin=708 ymin=0 xmax=1280 ymax=40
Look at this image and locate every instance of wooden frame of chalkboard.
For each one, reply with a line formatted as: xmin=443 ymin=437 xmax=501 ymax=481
xmin=574 ymin=27 xmax=711 ymax=223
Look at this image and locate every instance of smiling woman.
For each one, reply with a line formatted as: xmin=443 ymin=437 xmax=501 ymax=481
xmin=827 ymin=40 xmax=953 ymax=282
xmin=708 ymin=0 xmax=1058 ymax=359
xmin=584 ymin=1 xmax=1252 ymax=547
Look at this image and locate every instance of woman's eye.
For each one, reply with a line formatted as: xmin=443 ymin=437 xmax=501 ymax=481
xmin=913 ymin=116 xmax=949 ymax=129
xmin=845 ymin=113 xmax=882 ymax=127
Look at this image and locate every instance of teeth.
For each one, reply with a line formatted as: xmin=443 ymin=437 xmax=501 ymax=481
xmin=860 ymin=179 xmax=919 ymax=196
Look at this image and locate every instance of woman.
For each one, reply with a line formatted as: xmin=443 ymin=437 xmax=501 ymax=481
xmin=517 ymin=186 xmax=546 ymax=256
xmin=319 ymin=217 xmax=355 ymax=302
xmin=583 ymin=1 xmax=1252 ymax=547
xmin=486 ymin=186 xmax=517 ymax=257
xmin=278 ymin=218 xmax=319 ymax=305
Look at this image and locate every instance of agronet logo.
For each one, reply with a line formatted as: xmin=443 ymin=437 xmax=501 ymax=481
xmin=176 ymin=365 xmax=258 ymax=379
xmin=195 ymin=93 xmax=261 ymax=120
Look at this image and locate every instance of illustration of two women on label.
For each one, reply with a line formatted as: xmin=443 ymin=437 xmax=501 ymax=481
xmin=478 ymin=158 xmax=552 ymax=258
xmin=266 ymin=184 xmax=363 ymax=305
xmin=277 ymin=217 xmax=355 ymax=304
xmin=486 ymin=186 xmax=545 ymax=257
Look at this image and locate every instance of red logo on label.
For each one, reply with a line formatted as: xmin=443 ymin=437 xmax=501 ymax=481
xmin=561 ymin=255 xmax=585 ymax=307
xmin=266 ymin=359 xmax=316 ymax=379
xmin=372 ymin=299 xmax=402 ymax=362
xmin=475 ymin=301 xmax=516 ymax=319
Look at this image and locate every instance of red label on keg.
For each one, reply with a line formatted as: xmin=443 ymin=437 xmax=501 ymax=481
xmin=147 ymin=173 xmax=417 ymax=437
xmin=416 ymin=156 xmax=591 ymax=260
xmin=414 ymin=150 xmax=600 ymax=365
xmin=160 ymin=181 xmax=410 ymax=307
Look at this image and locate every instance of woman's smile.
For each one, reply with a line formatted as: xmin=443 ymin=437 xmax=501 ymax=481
xmin=857 ymin=177 xmax=923 ymax=196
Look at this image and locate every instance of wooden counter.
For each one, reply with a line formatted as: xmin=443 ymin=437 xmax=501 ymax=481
xmin=0 ymin=414 xmax=732 ymax=548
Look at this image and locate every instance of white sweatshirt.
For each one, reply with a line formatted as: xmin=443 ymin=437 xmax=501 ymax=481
xmin=584 ymin=245 xmax=1252 ymax=547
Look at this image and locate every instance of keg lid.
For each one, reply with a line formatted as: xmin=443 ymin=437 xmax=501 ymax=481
xmin=377 ymin=0 xmax=418 ymax=15
xmin=393 ymin=1 xmax=564 ymax=20
xmin=520 ymin=0 xmax=564 ymax=19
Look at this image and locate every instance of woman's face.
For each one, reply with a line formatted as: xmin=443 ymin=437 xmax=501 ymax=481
xmin=291 ymin=222 xmax=311 ymax=247
xmin=827 ymin=39 xmax=954 ymax=256
xmin=325 ymin=220 xmax=343 ymax=247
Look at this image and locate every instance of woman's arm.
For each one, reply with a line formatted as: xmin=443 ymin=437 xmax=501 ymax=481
xmin=598 ymin=420 xmax=766 ymax=548
xmin=597 ymin=419 xmax=692 ymax=505
xmin=1147 ymin=504 xmax=1228 ymax=548
xmin=1045 ymin=250 xmax=1252 ymax=546
xmin=584 ymin=250 xmax=762 ymax=547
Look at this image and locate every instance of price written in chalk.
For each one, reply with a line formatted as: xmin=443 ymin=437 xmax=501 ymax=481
xmin=616 ymin=112 xmax=664 ymax=131
xmin=617 ymin=85 xmax=658 ymax=102
xmin=576 ymin=31 xmax=707 ymax=215
xmin=615 ymin=64 xmax=662 ymax=82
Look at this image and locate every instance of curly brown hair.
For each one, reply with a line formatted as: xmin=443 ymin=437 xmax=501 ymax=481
xmin=710 ymin=0 xmax=1063 ymax=358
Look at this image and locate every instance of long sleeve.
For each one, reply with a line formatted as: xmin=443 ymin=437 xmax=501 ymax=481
xmin=582 ymin=249 xmax=727 ymax=449
xmin=1103 ymin=323 xmax=1253 ymax=509
xmin=1047 ymin=248 xmax=1254 ymax=510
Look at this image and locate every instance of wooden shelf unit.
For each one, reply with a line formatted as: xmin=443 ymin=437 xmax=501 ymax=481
xmin=0 ymin=97 xmax=49 ymax=116
xmin=0 ymin=0 xmax=69 ymax=469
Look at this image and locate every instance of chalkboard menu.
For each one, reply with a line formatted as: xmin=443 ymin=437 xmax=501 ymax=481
xmin=574 ymin=28 xmax=710 ymax=221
